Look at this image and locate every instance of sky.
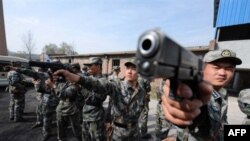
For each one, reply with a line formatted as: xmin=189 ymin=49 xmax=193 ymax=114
xmin=3 ymin=0 xmax=215 ymax=55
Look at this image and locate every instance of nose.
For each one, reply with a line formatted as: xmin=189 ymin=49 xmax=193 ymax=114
xmin=218 ymin=68 xmax=226 ymax=75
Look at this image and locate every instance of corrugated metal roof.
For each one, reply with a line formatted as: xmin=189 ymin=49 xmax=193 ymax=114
xmin=216 ymin=0 xmax=250 ymax=27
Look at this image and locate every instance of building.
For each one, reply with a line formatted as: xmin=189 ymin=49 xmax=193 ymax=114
xmin=48 ymin=51 xmax=136 ymax=78
xmin=47 ymin=46 xmax=212 ymax=89
xmin=214 ymin=0 xmax=250 ymax=93
xmin=0 ymin=0 xmax=8 ymax=55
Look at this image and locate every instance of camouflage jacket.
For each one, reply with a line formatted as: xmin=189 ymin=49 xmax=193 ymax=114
xmin=7 ymin=70 xmax=26 ymax=94
xmin=78 ymin=76 xmax=146 ymax=124
xmin=7 ymin=70 xmax=24 ymax=85
xmin=80 ymin=73 xmax=107 ymax=121
xmin=181 ymin=88 xmax=228 ymax=141
xmin=16 ymin=68 xmax=49 ymax=93
xmin=32 ymin=73 xmax=58 ymax=108
xmin=55 ymin=82 xmax=79 ymax=116
xmin=138 ymin=77 xmax=151 ymax=93
xmin=163 ymin=88 xmax=228 ymax=141
xmin=108 ymin=74 xmax=121 ymax=82
xmin=238 ymin=89 xmax=250 ymax=124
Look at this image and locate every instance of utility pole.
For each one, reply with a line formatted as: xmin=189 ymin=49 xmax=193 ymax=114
xmin=0 ymin=0 xmax=8 ymax=55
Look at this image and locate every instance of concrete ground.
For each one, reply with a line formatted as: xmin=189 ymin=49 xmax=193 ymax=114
xmin=0 ymin=88 xmax=246 ymax=141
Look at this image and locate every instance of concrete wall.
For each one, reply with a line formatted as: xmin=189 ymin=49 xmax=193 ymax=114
xmin=217 ymin=40 xmax=250 ymax=69
xmin=217 ymin=40 xmax=250 ymax=93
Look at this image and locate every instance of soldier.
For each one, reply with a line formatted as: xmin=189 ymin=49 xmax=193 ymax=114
xmin=161 ymin=49 xmax=242 ymax=140
xmin=7 ymin=62 xmax=27 ymax=122
xmin=105 ymin=66 xmax=122 ymax=141
xmin=32 ymin=72 xmax=58 ymax=141
xmin=10 ymin=66 xmax=50 ymax=129
xmin=238 ymin=89 xmax=250 ymax=125
xmin=53 ymin=58 xmax=147 ymax=140
xmin=81 ymin=57 xmax=107 ymax=141
xmin=138 ymin=76 xmax=151 ymax=139
xmin=71 ymin=63 xmax=85 ymax=124
xmin=32 ymin=67 xmax=48 ymax=129
xmin=46 ymin=79 xmax=82 ymax=141
xmin=108 ymin=66 xmax=121 ymax=81
xmin=155 ymin=79 xmax=172 ymax=140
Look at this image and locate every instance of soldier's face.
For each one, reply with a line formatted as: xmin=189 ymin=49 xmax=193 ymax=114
xmin=125 ymin=65 xmax=138 ymax=82
xmin=203 ymin=61 xmax=235 ymax=90
xmin=88 ymin=64 xmax=101 ymax=75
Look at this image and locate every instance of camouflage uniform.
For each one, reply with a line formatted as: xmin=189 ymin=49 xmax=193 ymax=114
xmin=74 ymin=72 xmax=87 ymax=124
xmin=77 ymin=76 xmax=146 ymax=141
xmin=80 ymin=74 xmax=107 ymax=141
xmin=106 ymin=70 xmax=121 ymax=124
xmin=7 ymin=70 xmax=27 ymax=121
xmin=55 ymin=82 xmax=82 ymax=141
xmin=165 ymin=88 xmax=228 ymax=141
xmin=16 ymin=68 xmax=48 ymax=126
xmin=33 ymin=74 xmax=58 ymax=140
xmin=138 ymin=77 xmax=151 ymax=138
xmin=155 ymin=80 xmax=172 ymax=140
xmin=238 ymin=89 xmax=250 ymax=125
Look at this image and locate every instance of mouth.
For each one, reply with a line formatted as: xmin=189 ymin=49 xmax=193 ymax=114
xmin=216 ymin=78 xmax=226 ymax=82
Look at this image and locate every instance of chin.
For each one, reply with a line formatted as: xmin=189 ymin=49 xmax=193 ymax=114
xmin=126 ymin=78 xmax=132 ymax=81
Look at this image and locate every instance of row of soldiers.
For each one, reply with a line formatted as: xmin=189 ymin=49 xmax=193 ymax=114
xmin=6 ymin=52 xmax=250 ymax=141
xmin=6 ymin=57 xmax=156 ymax=141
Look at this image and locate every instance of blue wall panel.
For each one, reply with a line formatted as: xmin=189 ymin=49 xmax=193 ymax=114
xmin=216 ymin=0 xmax=250 ymax=27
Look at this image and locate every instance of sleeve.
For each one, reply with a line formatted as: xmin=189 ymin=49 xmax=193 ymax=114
xmin=77 ymin=76 xmax=116 ymax=96
xmin=16 ymin=68 xmax=41 ymax=80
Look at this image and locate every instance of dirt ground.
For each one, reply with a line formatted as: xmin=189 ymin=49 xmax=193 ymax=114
xmin=0 ymin=88 xmax=79 ymax=141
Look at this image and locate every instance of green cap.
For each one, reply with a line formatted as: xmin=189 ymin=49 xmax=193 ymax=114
xmin=125 ymin=58 xmax=136 ymax=67
xmin=84 ymin=57 xmax=102 ymax=66
xmin=203 ymin=49 xmax=242 ymax=65
xmin=238 ymin=89 xmax=250 ymax=116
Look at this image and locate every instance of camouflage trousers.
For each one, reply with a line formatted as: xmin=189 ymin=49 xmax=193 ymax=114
xmin=155 ymin=102 xmax=172 ymax=140
xmin=82 ymin=120 xmax=106 ymax=141
xmin=41 ymin=103 xmax=57 ymax=137
xmin=56 ymin=112 xmax=82 ymax=141
xmin=9 ymin=93 xmax=25 ymax=120
xmin=111 ymin=124 xmax=140 ymax=141
xmin=36 ymin=98 xmax=43 ymax=124
xmin=139 ymin=99 xmax=149 ymax=136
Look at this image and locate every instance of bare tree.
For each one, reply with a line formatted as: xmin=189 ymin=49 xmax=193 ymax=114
xmin=22 ymin=31 xmax=35 ymax=60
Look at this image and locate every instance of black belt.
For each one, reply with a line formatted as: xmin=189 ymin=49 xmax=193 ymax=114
xmin=113 ymin=122 xmax=137 ymax=129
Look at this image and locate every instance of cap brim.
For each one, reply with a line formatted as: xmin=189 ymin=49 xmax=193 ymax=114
xmin=125 ymin=62 xmax=136 ymax=67
xmin=212 ymin=57 xmax=242 ymax=65
xmin=228 ymin=57 xmax=242 ymax=65
xmin=83 ymin=63 xmax=91 ymax=66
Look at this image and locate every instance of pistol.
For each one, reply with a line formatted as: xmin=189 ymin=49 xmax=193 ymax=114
xmin=136 ymin=29 xmax=203 ymax=98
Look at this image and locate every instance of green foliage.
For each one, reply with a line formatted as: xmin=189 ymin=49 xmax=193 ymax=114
xmin=43 ymin=42 xmax=78 ymax=55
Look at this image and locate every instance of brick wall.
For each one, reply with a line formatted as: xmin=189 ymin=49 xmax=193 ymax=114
xmin=0 ymin=0 xmax=8 ymax=56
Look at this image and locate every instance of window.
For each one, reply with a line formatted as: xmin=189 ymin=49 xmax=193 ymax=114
xmin=112 ymin=59 xmax=120 ymax=67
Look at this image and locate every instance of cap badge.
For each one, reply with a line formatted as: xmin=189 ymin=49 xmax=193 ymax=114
xmin=221 ymin=50 xmax=231 ymax=57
